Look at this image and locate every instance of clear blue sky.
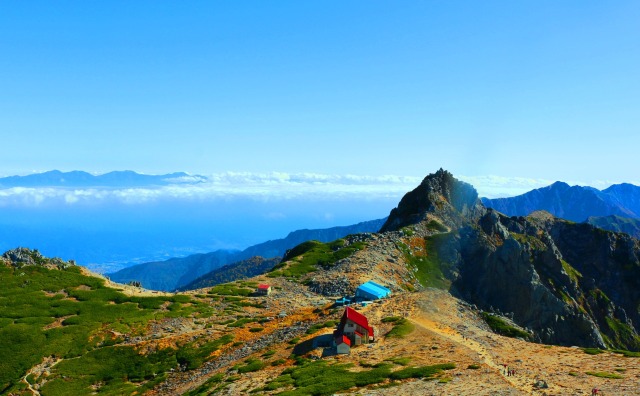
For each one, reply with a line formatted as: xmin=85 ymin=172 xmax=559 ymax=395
xmin=1 ymin=1 xmax=639 ymax=184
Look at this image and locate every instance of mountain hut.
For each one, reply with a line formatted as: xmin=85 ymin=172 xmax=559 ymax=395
xmin=355 ymin=281 xmax=391 ymax=301
xmin=257 ymin=284 xmax=272 ymax=296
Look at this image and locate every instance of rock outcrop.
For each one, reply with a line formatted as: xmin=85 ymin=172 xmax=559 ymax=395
xmin=380 ymin=168 xmax=484 ymax=232
xmin=1 ymin=247 xmax=74 ymax=269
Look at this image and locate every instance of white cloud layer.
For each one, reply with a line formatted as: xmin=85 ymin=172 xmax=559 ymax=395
xmin=0 ymin=172 xmax=636 ymax=206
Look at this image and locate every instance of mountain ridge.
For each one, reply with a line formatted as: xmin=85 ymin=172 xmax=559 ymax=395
xmin=482 ymin=181 xmax=640 ymax=221
xmin=0 ymin=170 xmax=207 ymax=188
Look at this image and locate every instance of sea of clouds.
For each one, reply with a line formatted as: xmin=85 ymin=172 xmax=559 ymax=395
xmin=0 ymin=171 xmax=633 ymax=207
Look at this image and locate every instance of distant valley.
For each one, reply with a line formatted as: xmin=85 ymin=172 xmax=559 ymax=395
xmin=108 ymin=218 xmax=386 ymax=291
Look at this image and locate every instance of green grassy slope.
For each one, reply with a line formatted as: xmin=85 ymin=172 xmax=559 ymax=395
xmin=0 ymin=252 xmax=227 ymax=395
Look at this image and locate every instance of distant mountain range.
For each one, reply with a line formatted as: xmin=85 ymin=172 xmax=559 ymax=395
xmin=0 ymin=170 xmax=206 ymax=188
xmin=482 ymin=181 xmax=640 ymax=222
xmin=108 ymin=217 xmax=386 ymax=291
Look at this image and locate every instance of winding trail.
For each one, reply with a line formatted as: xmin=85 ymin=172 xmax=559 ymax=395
xmin=21 ymin=371 xmax=40 ymax=396
xmin=411 ymin=317 xmax=543 ymax=394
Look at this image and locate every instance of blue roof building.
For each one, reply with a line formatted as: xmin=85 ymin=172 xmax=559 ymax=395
xmin=355 ymin=281 xmax=391 ymax=301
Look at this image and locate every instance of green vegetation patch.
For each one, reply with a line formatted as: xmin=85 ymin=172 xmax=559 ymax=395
xmin=176 ymin=333 xmax=234 ymax=370
xmin=183 ymin=373 xmax=225 ymax=396
xmin=585 ymin=371 xmax=624 ymax=379
xmin=236 ymin=358 xmax=266 ymax=374
xmin=383 ymin=317 xmax=415 ymax=338
xmin=306 ymin=320 xmax=337 ymax=335
xmin=560 ymin=260 xmax=582 ymax=284
xmin=511 ymin=233 xmax=547 ymax=250
xmin=603 ymin=317 xmax=640 ymax=351
xmin=228 ymin=317 xmax=258 ymax=328
xmin=208 ymin=283 xmax=254 ymax=297
xmin=400 ymin=233 xmax=452 ymax=289
xmin=389 ymin=363 xmax=455 ymax=380
xmin=481 ymin=312 xmax=532 ymax=340
xmin=385 ymin=356 xmax=411 ymax=366
xmin=0 ymin=264 xmax=214 ymax=394
xmin=426 ymin=220 xmax=448 ymax=233
xmin=582 ymin=348 xmax=605 ymax=355
xmin=265 ymin=360 xmax=454 ymax=396
xmin=269 ymin=239 xmax=366 ymax=278
xmin=612 ymin=349 xmax=640 ymax=357
xmin=40 ymin=346 xmax=176 ymax=395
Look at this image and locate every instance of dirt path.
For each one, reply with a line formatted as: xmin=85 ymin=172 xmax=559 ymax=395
xmin=21 ymin=357 xmax=64 ymax=396
xmin=411 ymin=317 xmax=551 ymax=395
xmin=21 ymin=371 xmax=40 ymax=396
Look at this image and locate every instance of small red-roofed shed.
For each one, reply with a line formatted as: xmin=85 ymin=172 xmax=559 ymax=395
xmin=256 ymin=284 xmax=272 ymax=296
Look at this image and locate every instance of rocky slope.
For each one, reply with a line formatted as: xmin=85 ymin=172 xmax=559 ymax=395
xmin=482 ymin=181 xmax=640 ymax=221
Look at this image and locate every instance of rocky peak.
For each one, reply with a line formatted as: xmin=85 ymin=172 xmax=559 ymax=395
xmin=380 ymin=169 xmax=483 ymax=232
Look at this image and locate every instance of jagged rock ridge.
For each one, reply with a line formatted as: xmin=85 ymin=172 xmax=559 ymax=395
xmin=381 ymin=170 xmax=640 ymax=350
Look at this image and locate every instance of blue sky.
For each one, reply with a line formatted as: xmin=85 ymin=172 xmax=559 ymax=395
xmin=1 ymin=1 xmax=639 ymax=188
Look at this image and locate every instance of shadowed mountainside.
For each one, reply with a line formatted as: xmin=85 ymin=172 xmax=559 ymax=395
xmin=587 ymin=215 xmax=640 ymax=239
xmin=178 ymin=256 xmax=281 ymax=291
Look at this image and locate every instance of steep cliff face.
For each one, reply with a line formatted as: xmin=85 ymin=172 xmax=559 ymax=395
xmin=382 ymin=170 xmax=640 ymax=350
xmin=452 ymin=211 xmax=640 ymax=349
